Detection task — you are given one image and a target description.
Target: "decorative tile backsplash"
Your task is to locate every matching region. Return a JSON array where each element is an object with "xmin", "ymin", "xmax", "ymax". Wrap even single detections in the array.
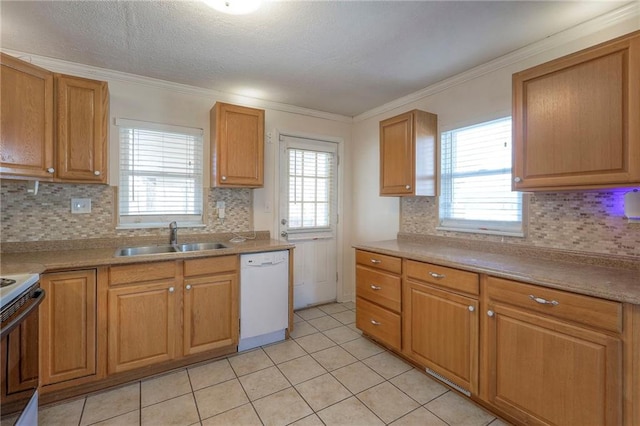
[
  {"xmin": 0, "ymin": 181, "xmax": 252, "ymax": 243},
  {"xmin": 401, "ymin": 190, "xmax": 640, "ymax": 258}
]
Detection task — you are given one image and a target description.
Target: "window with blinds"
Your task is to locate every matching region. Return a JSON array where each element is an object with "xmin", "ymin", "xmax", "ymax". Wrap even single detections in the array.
[
  {"xmin": 117, "ymin": 119, "xmax": 204, "ymax": 227},
  {"xmin": 287, "ymin": 148, "xmax": 334, "ymax": 231},
  {"xmin": 439, "ymin": 117, "xmax": 523, "ymax": 236}
]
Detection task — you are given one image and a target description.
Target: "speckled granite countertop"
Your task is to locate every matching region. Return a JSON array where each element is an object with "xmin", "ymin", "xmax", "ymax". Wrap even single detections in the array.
[
  {"xmin": 1, "ymin": 234, "xmax": 293, "ymax": 275},
  {"xmin": 354, "ymin": 236, "xmax": 640, "ymax": 305}
]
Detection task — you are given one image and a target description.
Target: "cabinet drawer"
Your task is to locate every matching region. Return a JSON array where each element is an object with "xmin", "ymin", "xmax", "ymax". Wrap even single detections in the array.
[
  {"xmin": 356, "ymin": 266, "xmax": 401, "ymax": 312},
  {"xmin": 356, "ymin": 250, "xmax": 401, "ymax": 275},
  {"xmin": 184, "ymin": 255, "xmax": 237, "ymax": 277},
  {"xmin": 487, "ymin": 276, "xmax": 622, "ymax": 333},
  {"xmin": 109, "ymin": 261, "xmax": 176, "ymax": 286},
  {"xmin": 406, "ymin": 260, "xmax": 479, "ymax": 295},
  {"xmin": 356, "ymin": 297, "xmax": 401, "ymax": 350}
]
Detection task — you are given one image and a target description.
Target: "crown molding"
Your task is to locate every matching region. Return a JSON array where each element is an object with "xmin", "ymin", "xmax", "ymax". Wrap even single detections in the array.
[
  {"xmin": 353, "ymin": 1, "xmax": 640, "ymax": 122},
  {"xmin": 1, "ymin": 49, "xmax": 354, "ymax": 124}
]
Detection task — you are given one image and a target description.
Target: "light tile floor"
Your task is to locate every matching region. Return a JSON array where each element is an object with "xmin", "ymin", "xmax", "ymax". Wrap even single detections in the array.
[{"xmin": 35, "ymin": 302, "xmax": 510, "ymax": 426}]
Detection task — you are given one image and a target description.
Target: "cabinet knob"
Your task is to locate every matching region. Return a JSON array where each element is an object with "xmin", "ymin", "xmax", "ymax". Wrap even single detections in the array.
[
  {"xmin": 47, "ymin": 167, "xmax": 55, "ymax": 174},
  {"xmin": 169, "ymin": 287, "xmax": 175, "ymax": 293},
  {"xmin": 94, "ymin": 170, "xmax": 101, "ymax": 176},
  {"xmin": 186, "ymin": 285, "xmax": 192, "ymax": 290},
  {"xmin": 370, "ymin": 319, "xmax": 381, "ymax": 326},
  {"xmin": 468, "ymin": 306, "xmax": 475, "ymax": 312},
  {"xmin": 405, "ymin": 185, "xmax": 411, "ymax": 190},
  {"xmin": 487, "ymin": 310, "xmax": 494, "ymax": 317},
  {"xmin": 514, "ymin": 177, "xmax": 522, "ymax": 183},
  {"xmin": 221, "ymin": 176, "xmax": 227, "ymax": 181}
]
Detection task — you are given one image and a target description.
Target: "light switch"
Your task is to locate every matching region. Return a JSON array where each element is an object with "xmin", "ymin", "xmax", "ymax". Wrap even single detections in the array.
[{"xmin": 71, "ymin": 198, "xmax": 91, "ymax": 214}]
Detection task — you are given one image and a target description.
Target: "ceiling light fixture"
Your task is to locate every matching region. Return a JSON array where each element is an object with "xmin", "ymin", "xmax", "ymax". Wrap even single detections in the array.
[{"xmin": 203, "ymin": 0, "xmax": 262, "ymax": 15}]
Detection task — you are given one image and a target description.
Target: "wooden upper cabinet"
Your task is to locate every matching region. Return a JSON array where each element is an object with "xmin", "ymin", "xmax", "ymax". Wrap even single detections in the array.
[
  {"xmin": 0, "ymin": 54, "xmax": 109, "ymax": 183},
  {"xmin": 513, "ymin": 30, "xmax": 640, "ymax": 191},
  {"xmin": 0, "ymin": 53, "xmax": 54, "ymax": 179},
  {"xmin": 55, "ymin": 74, "xmax": 109, "ymax": 183},
  {"xmin": 379, "ymin": 109, "xmax": 438, "ymax": 196},
  {"xmin": 211, "ymin": 102, "xmax": 264, "ymax": 187}
]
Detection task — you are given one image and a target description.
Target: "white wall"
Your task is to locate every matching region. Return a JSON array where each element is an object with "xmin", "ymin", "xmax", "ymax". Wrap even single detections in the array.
[
  {"xmin": 346, "ymin": 12, "xmax": 639, "ymax": 297},
  {"xmin": 4, "ymin": 51, "xmax": 354, "ymax": 300},
  {"xmin": 5, "ymin": 6, "xmax": 638, "ymax": 302}
]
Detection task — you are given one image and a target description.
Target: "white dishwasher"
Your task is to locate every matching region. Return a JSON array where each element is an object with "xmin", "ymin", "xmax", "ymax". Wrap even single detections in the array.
[{"xmin": 239, "ymin": 250, "xmax": 289, "ymax": 351}]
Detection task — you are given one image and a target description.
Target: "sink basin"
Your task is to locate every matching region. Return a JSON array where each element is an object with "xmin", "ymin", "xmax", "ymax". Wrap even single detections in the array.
[
  {"xmin": 178, "ymin": 242, "xmax": 228, "ymax": 252},
  {"xmin": 115, "ymin": 245, "xmax": 179, "ymax": 257},
  {"xmin": 115, "ymin": 242, "xmax": 228, "ymax": 256}
]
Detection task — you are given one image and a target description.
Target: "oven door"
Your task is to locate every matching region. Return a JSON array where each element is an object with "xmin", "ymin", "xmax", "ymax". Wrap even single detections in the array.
[{"xmin": 1, "ymin": 287, "xmax": 45, "ymax": 421}]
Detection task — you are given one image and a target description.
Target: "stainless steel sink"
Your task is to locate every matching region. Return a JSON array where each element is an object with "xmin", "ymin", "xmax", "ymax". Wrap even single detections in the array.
[
  {"xmin": 115, "ymin": 242, "xmax": 228, "ymax": 256},
  {"xmin": 115, "ymin": 245, "xmax": 179, "ymax": 257},
  {"xmin": 178, "ymin": 242, "xmax": 228, "ymax": 252}
]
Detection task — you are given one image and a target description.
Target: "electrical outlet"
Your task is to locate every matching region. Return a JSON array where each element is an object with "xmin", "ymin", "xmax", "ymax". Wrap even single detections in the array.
[{"xmin": 71, "ymin": 198, "xmax": 91, "ymax": 214}]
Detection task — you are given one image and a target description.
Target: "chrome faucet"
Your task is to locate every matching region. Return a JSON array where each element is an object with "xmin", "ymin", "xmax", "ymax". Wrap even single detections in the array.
[{"xmin": 169, "ymin": 221, "xmax": 178, "ymax": 246}]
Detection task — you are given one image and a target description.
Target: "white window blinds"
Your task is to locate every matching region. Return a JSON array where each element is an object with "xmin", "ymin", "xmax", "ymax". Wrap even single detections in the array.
[
  {"xmin": 287, "ymin": 148, "xmax": 334, "ymax": 230},
  {"xmin": 439, "ymin": 117, "xmax": 523, "ymax": 236},
  {"xmin": 117, "ymin": 119, "xmax": 204, "ymax": 227}
]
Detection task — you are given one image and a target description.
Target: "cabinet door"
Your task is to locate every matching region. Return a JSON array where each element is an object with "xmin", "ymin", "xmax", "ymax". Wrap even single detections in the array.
[
  {"xmin": 513, "ymin": 32, "xmax": 640, "ymax": 190},
  {"xmin": 0, "ymin": 53, "xmax": 54, "ymax": 179},
  {"xmin": 403, "ymin": 280, "xmax": 478, "ymax": 394},
  {"xmin": 380, "ymin": 112, "xmax": 414, "ymax": 196},
  {"xmin": 356, "ymin": 297, "xmax": 401, "ymax": 350},
  {"xmin": 55, "ymin": 74, "xmax": 108, "ymax": 183},
  {"xmin": 485, "ymin": 303, "xmax": 622, "ymax": 425},
  {"xmin": 40, "ymin": 270, "xmax": 97, "ymax": 385},
  {"xmin": 183, "ymin": 273, "xmax": 238, "ymax": 356},
  {"xmin": 108, "ymin": 282, "xmax": 178, "ymax": 374},
  {"xmin": 211, "ymin": 102, "xmax": 264, "ymax": 187}
]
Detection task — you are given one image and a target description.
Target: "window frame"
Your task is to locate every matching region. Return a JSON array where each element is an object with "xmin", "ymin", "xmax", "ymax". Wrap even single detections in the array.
[
  {"xmin": 437, "ymin": 116, "xmax": 525, "ymax": 237},
  {"xmin": 116, "ymin": 118, "xmax": 205, "ymax": 229}
]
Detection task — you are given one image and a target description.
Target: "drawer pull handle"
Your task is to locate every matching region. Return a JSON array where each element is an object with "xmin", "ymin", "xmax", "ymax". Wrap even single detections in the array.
[
  {"xmin": 370, "ymin": 285, "xmax": 382, "ymax": 290},
  {"xmin": 429, "ymin": 272, "xmax": 445, "ymax": 279},
  {"xmin": 370, "ymin": 319, "xmax": 381, "ymax": 326},
  {"xmin": 370, "ymin": 259, "xmax": 382, "ymax": 264},
  {"xmin": 529, "ymin": 295, "xmax": 559, "ymax": 306}
]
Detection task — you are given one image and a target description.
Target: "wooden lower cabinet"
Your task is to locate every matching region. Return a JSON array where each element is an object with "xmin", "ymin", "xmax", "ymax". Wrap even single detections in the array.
[
  {"xmin": 184, "ymin": 273, "xmax": 238, "ymax": 355},
  {"xmin": 403, "ymin": 279, "xmax": 478, "ymax": 394},
  {"xmin": 40, "ymin": 270, "xmax": 97, "ymax": 385},
  {"xmin": 107, "ymin": 257, "xmax": 239, "ymax": 374},
  {"xmin": 485, "ymin": 286, "xmax": 622, "ymax": 425},
  {"xmin": 355, "ymin": 250, "xmax": 402, "ymax": 351},
  {"xmin": 356, "ymin": 297, "xmax": 401, "ymax": 350},
  {"xmin": 108, "ymin": 281, "xmax": 179, "ymax": 374}
]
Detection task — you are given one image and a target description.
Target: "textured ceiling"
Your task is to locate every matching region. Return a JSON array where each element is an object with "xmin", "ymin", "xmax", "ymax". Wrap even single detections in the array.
[{"xmin": 0, "ymin": 1, "xmax": 630, "ymax": 117}]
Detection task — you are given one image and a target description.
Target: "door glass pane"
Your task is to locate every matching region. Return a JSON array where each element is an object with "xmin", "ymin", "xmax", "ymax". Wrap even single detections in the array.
[{"xmin": 287, "ymin": 148, "xmax": 334, "ymax": 231}]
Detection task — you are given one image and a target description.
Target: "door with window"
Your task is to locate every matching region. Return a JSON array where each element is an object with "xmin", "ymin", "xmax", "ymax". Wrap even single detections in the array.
[{"xmin": 279, "ymin": 135, "xmax": 338, "ymax": 310}]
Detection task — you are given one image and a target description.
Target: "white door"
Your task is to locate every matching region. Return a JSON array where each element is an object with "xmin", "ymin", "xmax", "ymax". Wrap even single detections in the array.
[{"xmin": 279, "ymin": 135, "xmax": 338, "ymax": 310}]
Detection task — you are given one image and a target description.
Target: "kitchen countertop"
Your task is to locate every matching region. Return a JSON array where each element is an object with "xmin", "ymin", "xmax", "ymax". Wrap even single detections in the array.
[
  {"xmin": 1, "ymin": 237, "xmax": 293, "ymax": 275},
  {"xmin": 354, "ymin": 237, "xmax": 640, "ymax": 305}
]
